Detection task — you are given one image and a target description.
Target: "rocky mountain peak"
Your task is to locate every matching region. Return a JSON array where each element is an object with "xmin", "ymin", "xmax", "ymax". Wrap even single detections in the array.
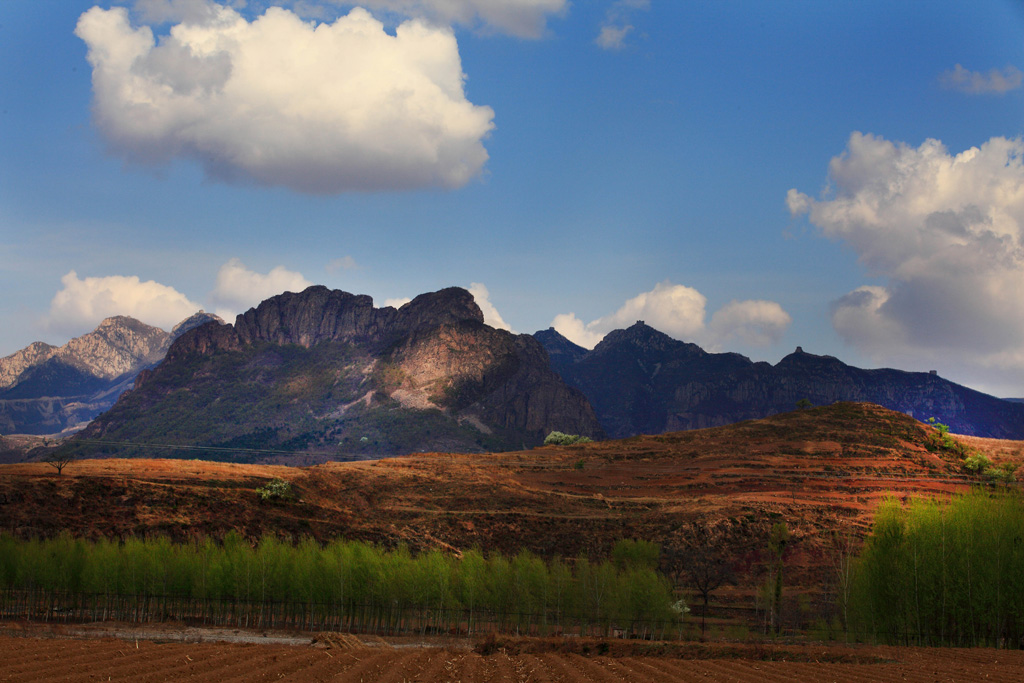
[
  {"xmin": 591, "ymin": 321, "xmax": 703, "ymax": 360},
  {"xmin": 171, "ymin": 311, "xmax": 225, "ymax": 340},
  {"xmin": 394, "ymin": 287, "xmax": 484, "ymax": 331},
  {"xmin": 59, "ymin": 317, "xmax": 171, "ymax": 379},
  {"xmin": 776, "ymin": 347, "xmax": 844, "ymax": 370},
  {"xmin": 532, "ymin": 328, "xmax": 588, "ymax": 377},
  {"xmin": 191, "ymin": 285, "xmax": 487, "ymax": 352},
  {"xmin": 0, "ymin": 341, "xmax": 58, "ymax": 389}
]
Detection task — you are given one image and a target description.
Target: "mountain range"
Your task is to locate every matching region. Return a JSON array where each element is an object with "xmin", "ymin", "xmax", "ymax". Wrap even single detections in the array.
[
  {"xmin": 0, "ymin": 311, "xmax": 221, "ymax": 435},
  {"xmin": 66, "ymin": 286, "xmax": 601, "ymax": 459},
  {"xmin": 535, "ymin": 322, "xmax": 1024, "ymax": 439},
  {"xmin": 7, "ymin": 284, "xmax": 1024, "ymax": 451}
]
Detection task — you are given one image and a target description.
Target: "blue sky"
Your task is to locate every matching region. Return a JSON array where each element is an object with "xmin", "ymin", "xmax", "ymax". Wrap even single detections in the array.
[{"xmin": 2, "ymin": 0, "xmax": 1024, "ymax": 396}]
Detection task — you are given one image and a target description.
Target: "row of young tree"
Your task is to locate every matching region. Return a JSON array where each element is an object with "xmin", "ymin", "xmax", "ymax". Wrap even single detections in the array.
[
  {"xmin": 0, "ymin": 533, "xmax": 681, "ymax": 637},
  {"xmin": 848, "ymin": 489, "xmax": 1024, "ymax": 647}
]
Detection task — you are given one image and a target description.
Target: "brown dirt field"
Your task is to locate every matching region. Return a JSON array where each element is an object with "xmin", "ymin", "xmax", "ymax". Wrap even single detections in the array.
[{"xmin": 3, "ymin": 627, "xmax": 1024, "ymax": 682}]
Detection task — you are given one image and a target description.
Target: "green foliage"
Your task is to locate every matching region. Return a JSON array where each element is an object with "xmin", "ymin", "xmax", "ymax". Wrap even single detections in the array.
[
  {"xmin": 926, "ymin": 416, "xmax": 960, "ymax": 452},
  {"xmin": 963, "ymin": 452, "xmax": 993, "ymax": 474},
  {"xmin": 544, "ymin": 431, "xmax": 593, "ymax": 446},
  {"xmin": 849, "ymin": 490, "xmax": 1024, "ymax": 646},
  {"xmin": 984, "ymin": 461, "xmax": 1019, "ymax": 483},
  {"xmin": 611, "ymin": 539, "xmax": 661, "ymax": 571},
  {"xmin": 255, "ymin": 478, "xmax": 294, "ymax": 502},
  {"xmin": 795, "ymin": 398, "xmax": 813, "ymax": 410},
  {"xmin": 0, "ymin": 534, "xmax": 679, "ymax": 637}
]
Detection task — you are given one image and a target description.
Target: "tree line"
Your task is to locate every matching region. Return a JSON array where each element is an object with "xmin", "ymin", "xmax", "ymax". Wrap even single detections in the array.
[
  {"xmin": 848, "ymin": 489, "xmax": 1024, "ymax": 647},
  {"xmin": 0, "ymin": 534, "xmax": 680, "ymax": 638}
]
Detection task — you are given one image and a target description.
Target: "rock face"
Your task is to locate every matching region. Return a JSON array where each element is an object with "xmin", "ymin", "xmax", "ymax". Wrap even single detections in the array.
[
  {"xmin": 73, "ymin": 286, "xmax": 601, "ymax": 460},
  {"xmin": 0, "ymin": 312, "xmax": 222, "ymax": 435},
  {"xmin": 536, "ymin": 322, "xmax": 1024, "ymax": 439}
]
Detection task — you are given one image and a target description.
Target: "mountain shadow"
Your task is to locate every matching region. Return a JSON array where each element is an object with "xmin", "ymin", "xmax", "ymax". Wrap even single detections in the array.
[{"xmin": 535, "ymin": 322, "xmax": 1024, "ymax": 439}]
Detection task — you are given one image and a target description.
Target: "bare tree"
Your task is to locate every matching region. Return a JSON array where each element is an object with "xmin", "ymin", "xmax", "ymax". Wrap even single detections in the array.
[
  {"xmin": 665, "ymin": 523, "xmax": 738, "ymax": 640},
  {"xmin": 45, "ymin": 451, "xmax": 75, "ymax": 475}
]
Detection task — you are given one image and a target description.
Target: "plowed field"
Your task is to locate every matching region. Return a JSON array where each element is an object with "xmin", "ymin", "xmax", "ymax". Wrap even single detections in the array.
[{"xmin": 2, "ymin": 631, "xmax": 1024, "ymax": 682}]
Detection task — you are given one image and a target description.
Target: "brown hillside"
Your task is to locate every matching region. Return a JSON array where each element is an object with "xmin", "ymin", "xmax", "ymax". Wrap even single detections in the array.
[{"xmin": 1, "ymin": 402, "xmax": 1018, "ymax": 590}]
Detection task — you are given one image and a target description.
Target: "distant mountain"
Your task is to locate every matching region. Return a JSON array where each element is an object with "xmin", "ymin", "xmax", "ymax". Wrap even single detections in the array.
[
  {"xmin": 535, "ymin": 322, "xmax": 1024, "ymax": 439},
  {"xmin": 67, "ymin": 286, "xmax": 601, "ymax": 460},
  {"xmin": 0, "ymin": 312, "xmax": 222, "ymax": 435}
]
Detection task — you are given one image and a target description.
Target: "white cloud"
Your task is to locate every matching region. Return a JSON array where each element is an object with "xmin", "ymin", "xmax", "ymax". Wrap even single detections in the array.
[
  {"xmin": 75, "ymin": 3, "xmax": 495, "ymax": 193},
  {"xmin": 595, "ymin": 0, "xmax": 648, "ymax": 51},
  {"xmin": 708, "ymin": 300, "xmax": 792, "ymax": 348},
  {"xmin": 790, "ymin": 133, "xmax": 1024, "ymax": 393},
  {"xmin": 209, "ymin": 258, "xmax": 313, "ymax": 317},
  {"xmin": 940, "ymin": 64, "xmax": 1023, "ymax": 95},
  {"xmin": 325, "ymin": 255, "xmax": 359, "ymax": 272},
  {"xmin": 332, "ymin": 0, "xmax": 569, "ymax": 38},
  {"xmin": 468, "ymin": 282, "xmax": 513, "ymax": 331},
  {"xmin": 590, "ymin": 281, "xmax": 707, "ymax": 340},
  {"xmin": 595, "ymin": 24, "xmax": 632, "ymax": 51},
  {"xmin": 45, "ymin": 270, "xmax": 201, "ymax": 334},
  {"xmin": 383, "ymin": 296, "xmax": 412, "ymax": 308},
  {"xmin": 552, "ymin": 281, "xmax": 791, "ymax": 350},
  {"xmin": 550, "ymin": 312, "xmax": 605, "ymax": 349}
]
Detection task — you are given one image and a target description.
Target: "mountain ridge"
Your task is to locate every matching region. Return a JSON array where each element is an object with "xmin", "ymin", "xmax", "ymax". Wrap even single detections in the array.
[
  {"xmin": 535, "ymin": 322, "xmax": 1024, "ymax": 439},
  {"xmin": 70, "ymin": 286, "xmax": 601, "ymax": 459}
]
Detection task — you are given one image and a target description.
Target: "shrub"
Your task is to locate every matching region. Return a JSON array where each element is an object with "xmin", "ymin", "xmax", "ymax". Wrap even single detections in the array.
[
  {"xmin": 544, "ymin": 431, "xmax": 593, "ymax": 446},
  {"xmin": 256, "ymin": 478, "xmax": 294, "ymax": 502},
  {"xmin": 984, "ymin": 462, "xmax": 1018, "ymax": 483},
  {"xmin": 963, "ymin": 453, "xmax": 993, "ymax": 475}
]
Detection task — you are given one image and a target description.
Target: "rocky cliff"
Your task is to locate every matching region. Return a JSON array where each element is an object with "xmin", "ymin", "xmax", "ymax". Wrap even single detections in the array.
[
  {"xmin": 536, "ymin": 322, "xmax": 1024, "ymax": 439},
  {"xmin": 0, "ymin": 312, "xmax": 222, "ymax": 435},
  {"xmin": 70, "ymin": 286, "xmax": 601, "ymax": 460}
]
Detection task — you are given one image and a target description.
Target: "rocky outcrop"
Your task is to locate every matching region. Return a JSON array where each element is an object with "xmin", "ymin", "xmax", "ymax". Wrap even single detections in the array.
[
  {"xmin": 168, "ymin": 287, "xmax": 484, "ymax": 360},
  {"xmin": 73, "ymin": 286, "xmax": 602, "ymax": 460},
  {"xmin": 536, "ymin": 322, "xmax": 1024, "ymax": 439}
]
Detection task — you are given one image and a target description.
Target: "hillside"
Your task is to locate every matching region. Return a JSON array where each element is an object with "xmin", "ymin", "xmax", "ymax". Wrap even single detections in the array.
[
  {"xmin": 536, "ymin": 323, "xmax": 1024, "ymax": 439},
  {"xmin": 3, "ymin": 403, "xmax": 1014, "ymax": 590},
  {"xmin": 64, "ymin": 286, "xmax": 601, "ymax": 459}
]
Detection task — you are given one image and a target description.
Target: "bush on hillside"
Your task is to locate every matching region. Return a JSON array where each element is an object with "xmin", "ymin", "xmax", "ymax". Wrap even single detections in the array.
[
  {"xmin": 544, "ymin": 431, "xmax": 593, "ymax": 446},
  {"xmin": 256, "ymin": 477, "xmax": 294, "ymax": 502}
]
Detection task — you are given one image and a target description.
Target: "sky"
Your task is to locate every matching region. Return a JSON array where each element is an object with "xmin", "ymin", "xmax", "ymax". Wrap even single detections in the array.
[{"xmin": 2, "ymin": 0, "xmax": 1024, "ymax": 397}]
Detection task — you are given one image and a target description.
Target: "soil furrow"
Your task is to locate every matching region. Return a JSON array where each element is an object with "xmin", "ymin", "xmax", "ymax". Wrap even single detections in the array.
[
  {"xmin": 194, "ymin": 645, "xmax": 320, "ymax": 683},
  {"xmin": 8, "ymin": 640, "xmax": 188, "ymax": 681},
  {"xmin": 600, "ymin": 656, "xmax": 684, "ymax": 683},
  {"xmin": 562, "ymin": 654, "xmax": 632, "ymax": 683}
]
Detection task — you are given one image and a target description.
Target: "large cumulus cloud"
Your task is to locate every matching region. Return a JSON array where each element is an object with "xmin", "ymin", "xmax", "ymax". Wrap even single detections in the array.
[
  {"xmin": 45, "ymin": 271, "xmax": 202, "ymax": 335},
  {"xmin": 789, "ymin": 133, "xmax": 1024, "ymax": 393},
  {"xmin": 552, "ymin": 281, "xmax": 791, "ymax": 351},
  {"xmin": 75, "ymin": 2, "xmax": 495, "ymax": 193}
]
